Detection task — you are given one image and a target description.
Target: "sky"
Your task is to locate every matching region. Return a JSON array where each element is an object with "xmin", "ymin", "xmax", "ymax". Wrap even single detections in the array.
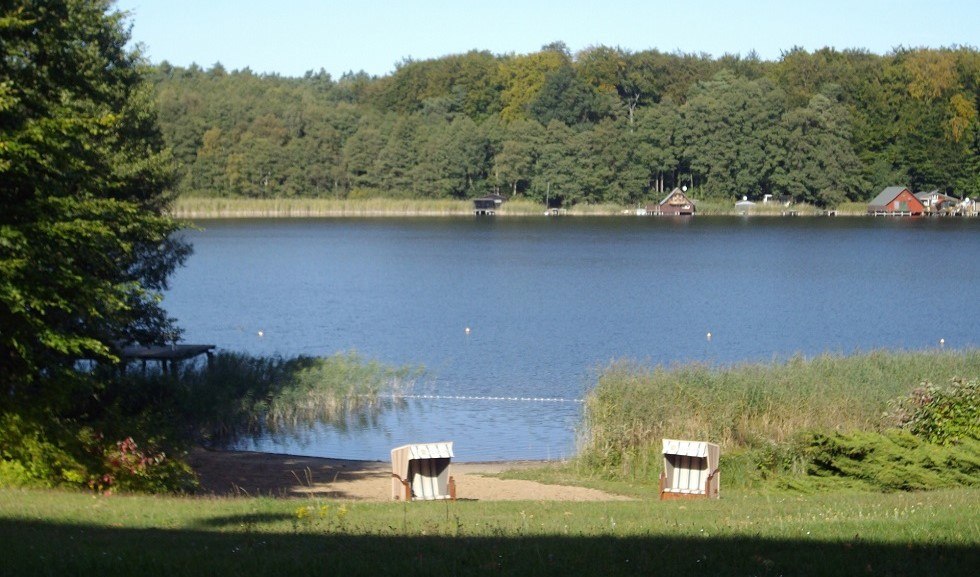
[{"xmin": 113, "ymin": 0, "xmax": 979, "ymax": 78}]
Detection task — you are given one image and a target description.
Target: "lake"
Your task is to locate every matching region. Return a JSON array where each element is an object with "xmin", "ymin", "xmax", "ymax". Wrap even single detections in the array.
[{"xmin": 165, "ymin": 216, "xmax": 980, "ymax": 461}]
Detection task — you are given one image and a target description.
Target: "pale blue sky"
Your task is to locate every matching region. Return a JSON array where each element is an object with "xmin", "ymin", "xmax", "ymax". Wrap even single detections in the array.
[{"xmin": 114, "ymin": 0, "xmax": 979, "ymax": 78}]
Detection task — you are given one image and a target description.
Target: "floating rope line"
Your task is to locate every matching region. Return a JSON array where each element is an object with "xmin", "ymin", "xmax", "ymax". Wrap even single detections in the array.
[{"xmin": 380, "ymin": 394, "xmax": 584, "ymax": 404}]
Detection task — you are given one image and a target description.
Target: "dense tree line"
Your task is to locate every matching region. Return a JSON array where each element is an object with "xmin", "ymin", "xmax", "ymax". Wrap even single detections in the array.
[{"xmin": 151, "ymin": 44, "xmax": 980, "ymax": 207}]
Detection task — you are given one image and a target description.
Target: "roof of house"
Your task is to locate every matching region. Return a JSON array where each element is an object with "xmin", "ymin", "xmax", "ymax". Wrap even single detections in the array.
[
  {"xmin": 659, "ymin": 188, "xmax": 692, "ymax": 205},
  {"xmin": 914, "ymin": 189, "xmax": 940, "ymax": 200},
  {"xmin": 868, "ymin": 186, "xmax": 911, "ymax": 207}
]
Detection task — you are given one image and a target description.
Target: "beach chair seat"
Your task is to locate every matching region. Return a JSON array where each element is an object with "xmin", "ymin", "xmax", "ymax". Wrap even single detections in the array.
[
  {"xmin": 391, "ymin": 442, "xmax": 456, "ymax": 501},
  {"xmin": 659, "ymin": 439, "xmax": 720, "ymax": 500}
]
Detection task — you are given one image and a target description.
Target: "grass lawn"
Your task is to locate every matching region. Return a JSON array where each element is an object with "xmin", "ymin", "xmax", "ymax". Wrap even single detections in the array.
[{"xmin": 1, "ymin": 485, "xmax": 977, "ymax": 576}]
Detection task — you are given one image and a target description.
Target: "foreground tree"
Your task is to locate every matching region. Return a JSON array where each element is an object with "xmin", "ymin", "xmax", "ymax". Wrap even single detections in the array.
[{"xmin": 0, "ymin": 0, "xmax": 189, "ymax": 485}]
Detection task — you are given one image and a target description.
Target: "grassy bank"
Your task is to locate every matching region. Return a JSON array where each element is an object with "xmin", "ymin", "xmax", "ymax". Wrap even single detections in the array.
[
  {"xmin": 1, "ymin": 486, "xmax": 977, "ymax": 576},
  {"xmin": 578, "ymin": 350, "xmax": 980, "ymax": 482}
]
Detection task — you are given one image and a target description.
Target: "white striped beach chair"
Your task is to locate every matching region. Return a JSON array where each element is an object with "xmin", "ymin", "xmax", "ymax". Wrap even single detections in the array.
[
  {"xmin": 390, "ymin": 442, "xmax": 456, "ymax": 501},
  {"xmin": 659, "ymin": 439, "xmax": 720, "ymax": 500}
]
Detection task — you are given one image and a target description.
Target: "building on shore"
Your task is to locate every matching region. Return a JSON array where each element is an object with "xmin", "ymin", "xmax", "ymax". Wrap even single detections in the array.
[
  {"xmin": 472, "ymin": 194, "xmax": 506, "ymax": 215},
  {"xmin": 915, "ymin": 190, "xmax": 960, "ymax": 214},
  {"xmin": 867, "ymin": 186, "xmax": 925, "ymax": 216},
  {"xmin": 647, "ymin": 188, "xmax": 696, "ymax": 216}
]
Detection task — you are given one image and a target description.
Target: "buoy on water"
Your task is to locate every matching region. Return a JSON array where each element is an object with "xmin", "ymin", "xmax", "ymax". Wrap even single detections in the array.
[{"xmin": 706, "ymin": 332, "xmax": 712, "ymax": 341}]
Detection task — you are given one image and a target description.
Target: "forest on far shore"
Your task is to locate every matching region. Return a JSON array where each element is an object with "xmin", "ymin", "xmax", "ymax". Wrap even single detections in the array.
[{"xmin": 151, "ymin": 43, "xmax": 979, "ymax": 207}]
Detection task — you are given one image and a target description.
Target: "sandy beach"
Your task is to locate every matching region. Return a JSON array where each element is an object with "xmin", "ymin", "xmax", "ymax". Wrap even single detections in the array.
[{"xmin": 187, "ymin": 448, "xmax": 630, "ymax": 502}]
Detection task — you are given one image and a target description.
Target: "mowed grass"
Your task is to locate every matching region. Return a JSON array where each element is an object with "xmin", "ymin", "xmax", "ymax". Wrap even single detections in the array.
[{"xmin": 1, "ymin": 486, "xmax": 977, "ymax": 576}]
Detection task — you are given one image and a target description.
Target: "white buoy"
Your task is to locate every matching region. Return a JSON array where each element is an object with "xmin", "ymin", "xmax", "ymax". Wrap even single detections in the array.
[
  {"xmin": 465, "ymin": 327, "xmax": 471, "ymax": 334},
  {"xmin": 706, "ymin": 332, "xmax": 712, "ymax": 341},
  {"xmin": 939, "ymin": 338, "xmax": 945, "ymax": 348},
  {"xmin": 257, "ymin": 330, "xmax": 264, "ymax": 337}
]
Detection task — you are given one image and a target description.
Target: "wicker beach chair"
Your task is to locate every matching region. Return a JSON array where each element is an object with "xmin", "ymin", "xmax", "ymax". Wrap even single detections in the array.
[
  {"xmin": 390, "ymin": 442, "xmax": 456, "ymax": 501},
  {"xmin": 659, "ymin": 439, "xmax": 720, "ymax": 500}
]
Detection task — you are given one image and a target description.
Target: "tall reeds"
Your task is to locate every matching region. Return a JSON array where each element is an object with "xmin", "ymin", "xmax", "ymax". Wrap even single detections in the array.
[
  {"xmin": 579, "ymin": 350, "xmax": 980, "ymax": 478},
  {"xmin": 169, "ymin": 351, "xmax": 421, "ymax": 444},
  {"xmin": 171, "ymin": 197, "xmax": 475, "ymax": 218}
]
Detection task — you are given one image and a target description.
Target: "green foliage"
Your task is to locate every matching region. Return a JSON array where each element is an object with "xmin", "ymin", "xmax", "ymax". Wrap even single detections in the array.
[
  {"xmin": 0, "ymin": 351, "xmax": 416, "ymax": 492},
  {"xmin": 578, "ymin": 350, "xmax": 980, "ymax": 481},
  {"xmin": 528, "ymin": 64, "xmax": 609, "ymax": 125},
  {"xmin": 0, "ymin": 0, "xmax": 191, "ymax": 490},
  {"xmin": 149, "ymin": 45, "xmax": 980, "ymax": 205},
  {"xmin": 0, "ymin": 414, "xmax": 88, "ymax": 488},
  {"xmin": 798, "ymin": 430, "xmax": 980, "ymax": 492},
  {"xmin": 890, "ymin": 378, "xmax": 979, "ymax": 444},
  {"xmin": 680, "ymin": 72, "xmax": 786, "ymax": 199},
  {"xmin": 0, "ymin": 406, "xmax": 196, "ymax": 494}
]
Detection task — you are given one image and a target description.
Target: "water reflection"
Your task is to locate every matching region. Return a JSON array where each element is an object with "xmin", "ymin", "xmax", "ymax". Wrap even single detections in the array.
[{"xmin": 234, "ymin": 396, "xmax": 582, "ymax": 462}]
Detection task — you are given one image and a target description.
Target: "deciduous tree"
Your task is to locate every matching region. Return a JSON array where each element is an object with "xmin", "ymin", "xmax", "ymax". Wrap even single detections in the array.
[{"xmin": 1, "ymin": 0, "xmax": 190, "ymax": 482}]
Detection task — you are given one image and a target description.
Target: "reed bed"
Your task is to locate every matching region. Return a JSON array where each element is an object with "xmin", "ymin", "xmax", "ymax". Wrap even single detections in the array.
[
  {"xmin": 579, "ymin": 349, "xmax": 980, "ymax": 478},
  {"xmin": 692, "ymin": 199, "xmax": 824, "ymax": 215},
  {"xmin": 835, "ymin": 201, "xmax": 872, "ymax": 214},
  {"xmin": 172, "ymin": 196, "xmax": 627, "ymax": 218},
  {"xmin": 171, "ymin": 197, "xmax": 474, "ymax": 218},
  {"xmin": 172, "ymin": 195, "xmax": 855, "ymax": 218},
  {"xmin": 150, "ymin": 351, "xmax": 421, "ymax": 444}
]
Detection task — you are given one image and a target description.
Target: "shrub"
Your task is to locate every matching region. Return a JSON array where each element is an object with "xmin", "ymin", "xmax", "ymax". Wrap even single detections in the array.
[
  {"xmin": 889, "ymin": 378, "xmax": 979, "ymax": 444},
  {"xmin": 84, "ymin": 433, "xmax": 198, "ymax": 495},
  {"xmin": 798, "ymin": 430, "xmax": 980, "ymax": 491},
  {"xmin": 0, "ymin": 414, "xmax": 88, "ymax": 488},
  {"xmin": 0, "ymin": 415, "xmax": 197, "ymax": 494}
]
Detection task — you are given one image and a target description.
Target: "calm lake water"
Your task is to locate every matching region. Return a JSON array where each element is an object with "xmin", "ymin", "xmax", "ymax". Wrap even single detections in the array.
[{"xmin": 166, "ymin": 216, "xmax": 980, "ymax": 461}]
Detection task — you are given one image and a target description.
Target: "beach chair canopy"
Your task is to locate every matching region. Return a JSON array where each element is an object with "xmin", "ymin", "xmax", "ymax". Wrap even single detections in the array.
[
  {"xmin": 659, "ymin": 439, "xmax": 720, "ymax": 499},
  {"xmin": 390, "ymin": 442, "xmax": 455, "ymax": 501}
]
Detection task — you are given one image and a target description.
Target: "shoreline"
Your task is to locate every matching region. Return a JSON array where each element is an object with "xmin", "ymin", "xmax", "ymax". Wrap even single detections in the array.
[
  {"xmin": 186, "ymin": 447, "xmax": 629, "ymax": 501},
  {"xmin": 173, "ymin": 210, "xmax": 865, "ymax": 219},
  {"xmin": 169, "ymin": 196, "xmax": 870, "ymax": 219}
]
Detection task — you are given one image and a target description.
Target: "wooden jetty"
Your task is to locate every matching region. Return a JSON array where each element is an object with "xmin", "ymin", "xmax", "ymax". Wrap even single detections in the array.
[{"xmin": 120, "ymin": 343, "xmax": 216, "ymax": 374}]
